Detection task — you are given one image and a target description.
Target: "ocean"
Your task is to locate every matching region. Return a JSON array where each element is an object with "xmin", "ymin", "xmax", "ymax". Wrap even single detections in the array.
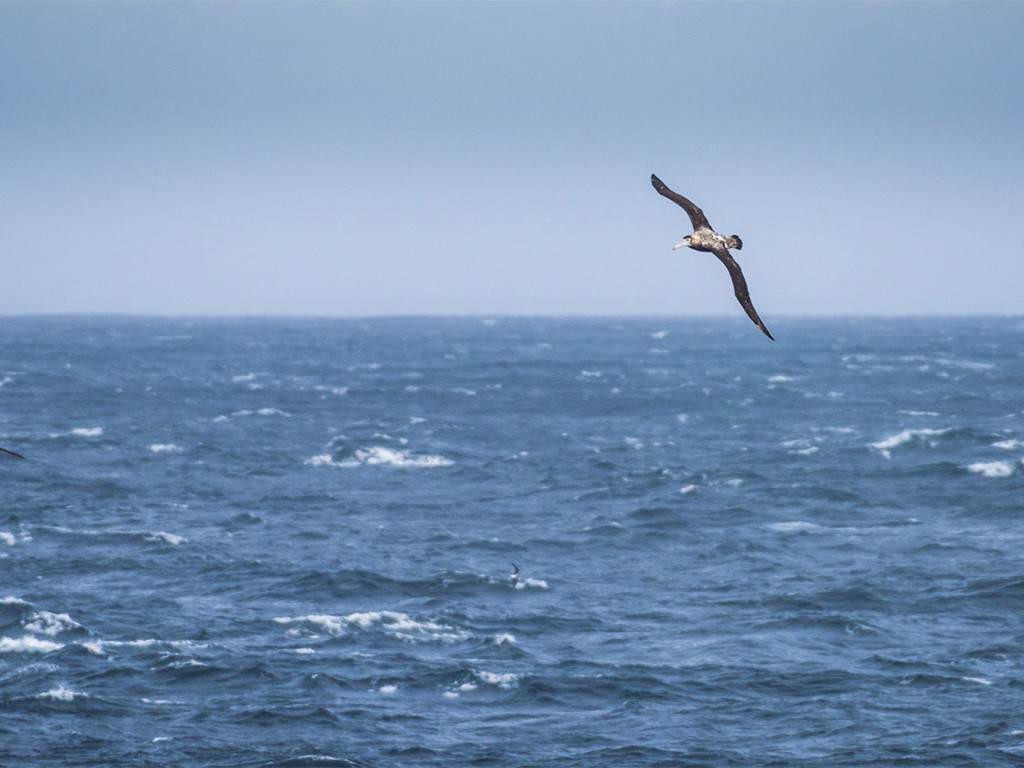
[{"xmin": 2, "ymin": 316, "xmax": 1024, "ymax": 767}]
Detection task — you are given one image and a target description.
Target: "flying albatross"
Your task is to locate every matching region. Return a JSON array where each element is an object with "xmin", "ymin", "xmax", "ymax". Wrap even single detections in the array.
[
  {"xmin": 651, "ymin": 174, "xmax": 774, "ymax": 340},
  {"xmin": 1, "ymin": 446, "xmax": 25, "ymax": 460}
]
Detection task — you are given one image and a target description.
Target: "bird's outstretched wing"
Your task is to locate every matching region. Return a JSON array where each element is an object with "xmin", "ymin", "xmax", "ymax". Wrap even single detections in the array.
[
  {"xmin": 711, "ymin": 248, "xmax": 774, "ymax": 340},
  {"xmin": 651, "ymin": 174, "xmax": 711, "ymax": 231},
  {"xmin": 1, "ymin": 446, "xmax": 26, "ymax": 460}
]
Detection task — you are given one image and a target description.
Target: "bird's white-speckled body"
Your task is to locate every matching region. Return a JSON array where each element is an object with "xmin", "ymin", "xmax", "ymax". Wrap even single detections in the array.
[{"xmin": 685, "ymin": 228, "xmax": 732, "ymax": 253}]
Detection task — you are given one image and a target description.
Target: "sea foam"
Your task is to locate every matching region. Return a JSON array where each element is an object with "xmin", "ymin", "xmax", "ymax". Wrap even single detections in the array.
[
  {"xmin": 144, "ymin": 531, "xmax": 187, "ymax": 546},
  {"xmin": 871, "ymin": 428, "xmax": 949, "ymax": 458},
  {"xmin": 0, "ymin": 635, "xmax": 63, "ymax": 653},
  {"xmin": 967, "ymin": 461, "xmax": 1015, "ymax": 478},
  {"xmin": 37, "ymin": 686, "xmax": 86, "ymax": 701},
  {"xmin": 307, "ymin": 447, "xmax": 453, "ymax": 468},
  {"xmin": 514, "ymin": 577, "xmax": 549, "ymax": 590},
  {"xmin": 474, "ymin": 670, "xmax": 520, "ymax": 689},
  {"xmin": 24, "ymin": 611, "xmax": 82, "ymax": 637},
  {"xmin": 149, "ymin": 443, "xmax": 183, "ymax": 453},
  {"xmin": 993, "ymin": 439, "xmax": 1022, "ymax": 450},
  {"xmin": 275, "ymin": 611, "xmax": 466, "ymax": 643},
  {"xmin": 81, "ymin": 638, "xmax": 205, "ymax": 656}
]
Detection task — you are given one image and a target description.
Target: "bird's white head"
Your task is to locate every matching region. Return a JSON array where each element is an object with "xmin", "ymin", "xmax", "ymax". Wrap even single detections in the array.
[{"xmin": 672, "ymin": 235, "xmax": 692, "ymax": 251}]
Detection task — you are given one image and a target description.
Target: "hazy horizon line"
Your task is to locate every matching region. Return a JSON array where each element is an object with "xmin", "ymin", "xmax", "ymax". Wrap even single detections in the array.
[{"xmin": 2, "ymin": 312, "xmax": 1021, "ymax": 321}]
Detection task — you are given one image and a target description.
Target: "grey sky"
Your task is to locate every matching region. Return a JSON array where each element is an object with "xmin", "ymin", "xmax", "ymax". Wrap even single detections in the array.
[{"xmin": 2, "ymin": 2, "xmax": 1022, "ymax": 316}]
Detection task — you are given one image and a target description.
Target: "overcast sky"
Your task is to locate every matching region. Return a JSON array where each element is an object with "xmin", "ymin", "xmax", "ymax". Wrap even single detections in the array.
[{"xmin": 2, "ymin": 2, "xmax": 1022, "ymax": 317}]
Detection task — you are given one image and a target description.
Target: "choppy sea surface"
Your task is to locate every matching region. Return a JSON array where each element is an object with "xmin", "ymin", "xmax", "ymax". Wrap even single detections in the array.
[{"xmin": 2, "ymin": 316, "xmax": 1024, "ymax": 767}]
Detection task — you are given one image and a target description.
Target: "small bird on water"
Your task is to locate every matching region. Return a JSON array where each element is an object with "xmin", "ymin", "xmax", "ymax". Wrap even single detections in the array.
[
  {"xmin": 1, "ymin": 447, "xmax": 25, "ymax": 460},
  {"xmin": 651, "ymin": 174, "xmax": 774, "ymax": 340}
]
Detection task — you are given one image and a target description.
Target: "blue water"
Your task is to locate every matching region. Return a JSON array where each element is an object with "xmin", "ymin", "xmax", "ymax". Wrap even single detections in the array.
[{"xmin": 2, "ymin": 316, "xmax": 1024, "ymax": 766}]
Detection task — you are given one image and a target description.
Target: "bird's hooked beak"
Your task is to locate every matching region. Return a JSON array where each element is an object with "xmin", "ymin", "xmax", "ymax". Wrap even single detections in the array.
[{"xmin": 672, "ymin": 236, "xmax": 690, "ymax": 251}]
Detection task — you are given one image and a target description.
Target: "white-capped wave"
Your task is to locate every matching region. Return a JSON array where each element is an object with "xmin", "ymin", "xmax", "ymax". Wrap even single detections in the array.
[
  {"xmin": 0, "ymin": 635, "xmax": 63, "ymax": 653},
  {"xmin": 306, "ymin": 447, "xmax": 453, "ymax": 469},
  {"xmin": 444, "ymin": 681, "xmax": 479, "ymax": 699},
  {"xmin": 871, "ymin": 428, "xmax": 949, "ymax": 458},
  {"xmin": 275, "ymin": 611, "xmax": 465, "ymax": 643},
  {"xmin": 781, "ymin": 438, "xmax": 820, "ymax": 456},
  {"xmin": 70, "ymin": 427, "xmax": 103, "ymax": 438},
  {"xmin": 0, "ymin": 532, "xmax": 14, "ymax": 546},
  {"xmin": 768, "ymin": 375, "xmax": 794, "ymax": 383},
  {"xmin": 963, "ymin": 676, "xmax": 993, "ymax": 686},
  {"xmin": 933, "ymin": 357, "xmax": 995, "ymax": 372},
  {"xmin": 514, "ymin": 577, "xmax": 548, "ymax": 590},
  {"xmin": 314, "ymin": 385, "xmax": 349, "ymax": 396},
  {"xmin": 81, "ymin": 638, "xmax": 204, "ymax": 656},
  {"xmin": 494, "ymin": 633, "xmax": 517, "ymax": 646},
  {"xmin": 345, "ymin": 611, "xmax": 465, "ymax": 642},
  {"xmin": 306, "ymin": 454, "xmax": 338, "ymax": 467},
  {"xmin": 474, "ymin": 670, "xmax": 520, "ymax": 689},
  {"xmin": 457, "ymin": 682, "xmax": 478, "ymax": 692},
  {"xmin": 144, "ymin": 531, "xmax": 187, "ymax": 545},
  {"xmin": 149, "ymin": 443, "xmax": 183, "ymax": 453},
  {"xmin": 25, "ymin": 611, "xmax": 82, "ymax": 637},
  {"xmin": 377, "ymin": 684, "xmax": 398, "ymax": 695},
  {"xmin": 37, "ymin": 686, "xmax": 86, "ymax": 701},
  {"xmin": 967, "ymin": 461, "xmax": 1015, "ymax": 478},
  {"xmin": 651, "ymin": 330, "xmax": 668, "ymax": 340},
  {"xmin": 142, "ymin": 697, "xmax": 184, "ymax": 706},
  {"xmin": 993, "ymin": 439, "xmax": 1022, "ymax": 450},
  {"xmin": 218, "ymin": 408, "xmax": 290, "ymax": 420}
]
